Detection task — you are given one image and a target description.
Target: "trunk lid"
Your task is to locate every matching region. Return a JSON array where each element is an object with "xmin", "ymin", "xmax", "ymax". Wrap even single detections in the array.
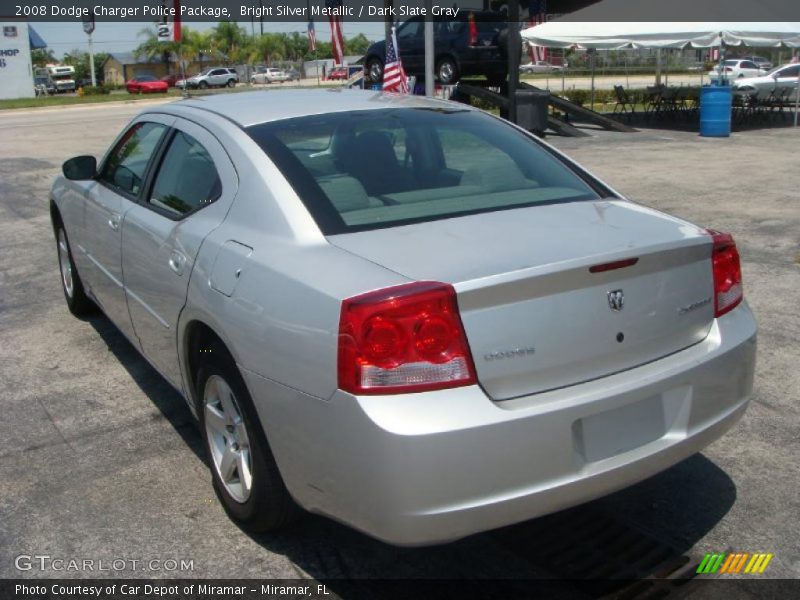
[{"xmin": 328, "ymin": 200, "xmax": 715, "ymax": 400}]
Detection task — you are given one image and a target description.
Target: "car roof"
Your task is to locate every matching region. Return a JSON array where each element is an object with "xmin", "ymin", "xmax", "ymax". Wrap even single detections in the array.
[{"xmin": 156, "ymin": 89, "xmax": 469, "ymax": 128}]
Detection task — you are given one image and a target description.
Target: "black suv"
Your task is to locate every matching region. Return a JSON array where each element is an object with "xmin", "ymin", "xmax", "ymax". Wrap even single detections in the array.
[{"xmin": 363, "ymin": 12, "xmax": 508, "ymax": 86}]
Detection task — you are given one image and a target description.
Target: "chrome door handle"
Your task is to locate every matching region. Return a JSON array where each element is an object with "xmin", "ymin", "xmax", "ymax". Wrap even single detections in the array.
[
  {"xmin": 168, "ymin": 250, "xmax": 186, "ymax": 276},
  {"xmin": 108, "ymin": 214, "xmax": 121, "ymax": 231}
]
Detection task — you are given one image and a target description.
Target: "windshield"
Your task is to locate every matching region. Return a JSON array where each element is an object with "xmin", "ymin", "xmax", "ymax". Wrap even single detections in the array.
[{"xmin": 246, "ymin": 108, "xmax": 604, "ymax": 234}]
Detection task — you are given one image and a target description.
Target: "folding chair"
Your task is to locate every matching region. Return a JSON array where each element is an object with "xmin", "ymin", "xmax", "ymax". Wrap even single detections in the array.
[
  {"xmin": 644, "ymin": 85, "xmax": 664, "ymax": 116},
  {"xmin": 612, "ymin": 85, "xmax": 635, "ymax": 117}
]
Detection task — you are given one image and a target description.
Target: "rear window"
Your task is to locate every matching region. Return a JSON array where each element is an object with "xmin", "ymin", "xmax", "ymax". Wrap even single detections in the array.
[{"xmin": 246, "ymin": 108, "xmax": 603, "ymax": 234}]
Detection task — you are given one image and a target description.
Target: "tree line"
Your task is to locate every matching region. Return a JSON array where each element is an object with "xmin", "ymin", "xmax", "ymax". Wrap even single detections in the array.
[
  {"xmin": 30, "ymin": 22, "xmax": 374, "ymax": 84},
  {"xmin": 134, "ymin": 22, "xmax": 373, "ymax": 70}
]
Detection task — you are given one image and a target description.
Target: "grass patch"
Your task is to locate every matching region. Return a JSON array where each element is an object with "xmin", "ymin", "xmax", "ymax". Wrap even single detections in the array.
[
  {"xmin": 0, "ymin": 90, "xmax": 184, "ymax": 110},
  {"xmin": 0, "ymin": 82, "xmax": 347, "ymax": 111}
]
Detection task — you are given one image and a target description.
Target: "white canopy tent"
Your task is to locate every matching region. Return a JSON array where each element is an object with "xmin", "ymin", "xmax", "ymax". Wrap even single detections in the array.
[
  {"xmin": 522, "ymin": 15, "xmax": 800, "ymax": 126},
  {"xmin": 521, "ymin": 21, "xmax": 800, "ymax": 50}
]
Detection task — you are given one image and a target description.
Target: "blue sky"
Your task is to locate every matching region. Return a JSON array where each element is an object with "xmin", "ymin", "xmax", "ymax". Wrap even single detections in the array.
[{"xmin": 32, "ymin": 21, "xmax": 386, "ymax": 58}]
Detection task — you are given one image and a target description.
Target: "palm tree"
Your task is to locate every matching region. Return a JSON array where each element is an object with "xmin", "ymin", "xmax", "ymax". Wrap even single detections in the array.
[
  {"xmin": 212, "ymin": 21, "xmax": 247, "ymax": 65},
  {"xmin": 249, "ymin": 33, "xmax": 286, "ymax": 67},
  {"xmin": 134, "ymin": 26, "xmax": 177, "ymax": 71},
  {"xmin": 180, "ymin": 29, "xmax": 217, "ymax": 74}
]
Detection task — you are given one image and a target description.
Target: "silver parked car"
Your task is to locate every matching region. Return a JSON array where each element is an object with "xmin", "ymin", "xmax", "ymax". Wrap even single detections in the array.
[
  {"xmin": 177, "ymin": 67, "xmax": 238, "ymax": 89},
  {"xmin": 707, "ymin": 59, "xmax": 767, "ymax": 82},
  {"xmin": 733, "ymin": 63, "xmax": 800, "ymax": 100},
  {"xmin": 519, "ymin": 60, "xmax": 565, "ymax": 74},
  {"xmin": 250, "ymin": 67, "xmax": 292, "ymax": 84},
  {"xmin": 51, "ymin": 90, "xmax": 757, "ymax": 546}
]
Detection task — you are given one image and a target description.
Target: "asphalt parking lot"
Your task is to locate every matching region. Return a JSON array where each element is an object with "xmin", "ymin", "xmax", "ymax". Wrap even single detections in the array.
[{"xmin": 0, "ymin": 98, "xmax": 798, "ymax": 592}]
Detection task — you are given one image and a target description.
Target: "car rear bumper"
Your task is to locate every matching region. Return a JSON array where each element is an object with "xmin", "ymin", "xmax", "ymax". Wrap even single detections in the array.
[{"xmin": 243, "ymin": 302, "xmax": 756, "ymax": 546}]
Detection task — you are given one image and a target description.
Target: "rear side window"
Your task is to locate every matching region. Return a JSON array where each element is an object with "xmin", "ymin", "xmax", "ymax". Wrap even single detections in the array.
[
  {"xmin": 247, "ymin": 108, "xmax": 602, "ymax": 234},
  {"xmin": 397, "ymin": 20, "xmax": 422, "ymax": 39},
  {"xmin": 148, "ymin": 131, "xmax": 221, "ymax": 217},
  {"xmin": 100, "ymin": 122, "xmax": 167, "ymax": 197}
]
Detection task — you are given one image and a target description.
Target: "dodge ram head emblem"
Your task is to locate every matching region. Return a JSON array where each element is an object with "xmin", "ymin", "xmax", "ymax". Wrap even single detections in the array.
[{"xmin": 607, "ymin": 289, "xmax": 624, "ymax": 311}]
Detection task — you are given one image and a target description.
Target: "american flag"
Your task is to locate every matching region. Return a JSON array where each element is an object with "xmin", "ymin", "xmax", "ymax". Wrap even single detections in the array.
[
  {"xmin": 528, "ymin": 0, "xmax": 547, "ymax": 63},
  {"xmin": 307, "ymin": 18, "xmax": 316, "ymax": 52},
  {"xmin": 382, "ymin": 27, "xmax": 409, "ymax": 93},
  {"xmin": 326, "ymin": 0, "xmax": 345, "ymax": 65}
]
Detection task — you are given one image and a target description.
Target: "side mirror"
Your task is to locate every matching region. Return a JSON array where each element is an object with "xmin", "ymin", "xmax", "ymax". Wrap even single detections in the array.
[{"xmin": 62, "ymin": 155, "xmax": 97, "ymax": 180}]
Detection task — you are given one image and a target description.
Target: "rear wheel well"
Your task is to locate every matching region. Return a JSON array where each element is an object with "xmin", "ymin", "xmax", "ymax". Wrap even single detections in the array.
[{"xmin": 185, "ymin": 321, "xmax": 234, "ymax": 412}]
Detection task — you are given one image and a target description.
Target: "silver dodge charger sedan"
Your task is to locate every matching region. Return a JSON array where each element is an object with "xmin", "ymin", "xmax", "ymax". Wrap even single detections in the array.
[{"xmin": 51, "ymin": 90, "xmax": 756, "ymax": 545}]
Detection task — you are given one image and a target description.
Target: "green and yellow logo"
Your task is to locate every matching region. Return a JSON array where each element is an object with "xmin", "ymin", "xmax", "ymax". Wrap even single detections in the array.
[{"xmin": 696, "ymin": 552, "xmax": 773, "ymax": 575}]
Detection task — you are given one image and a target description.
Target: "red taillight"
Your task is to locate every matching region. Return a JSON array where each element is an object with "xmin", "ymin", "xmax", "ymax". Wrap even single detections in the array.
[
  {"xmin": 338, "ymin": 282, "xmax": 477, "ymax": 395},
  {"xmin": 709, "ymin": 230, "xmax": 743, "ymax": 317},
  {"xmin": 468, "ymin": 13, "xmax": 478, "ymax": 46}
]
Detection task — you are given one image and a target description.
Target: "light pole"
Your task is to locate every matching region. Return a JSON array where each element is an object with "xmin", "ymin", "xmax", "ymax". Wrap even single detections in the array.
[{"xmin": 82, "ymin": 13, "xmax": 96, "ymax": 86}]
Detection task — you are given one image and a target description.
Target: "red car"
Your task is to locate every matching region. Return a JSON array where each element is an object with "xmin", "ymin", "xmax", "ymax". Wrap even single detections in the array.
[
  {"xmin": 126, "ymin": 75, "xmax": 169, "ymax": 94},
  {"xmin": 159, "ymin": 73, "xmax": 183, "ymax": 87},
  {"xmin": 327, "ymin": 67, "xmax": 348, "ymax": 81}
]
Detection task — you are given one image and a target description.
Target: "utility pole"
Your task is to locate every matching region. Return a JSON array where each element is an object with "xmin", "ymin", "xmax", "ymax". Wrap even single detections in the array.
[
  {"xmin": 507, "ymin": 0, "xmax": 521, "ymax": 123},
  {"xmin": 384, "ymin": 0, "xmax": 392, "ymax": 41},
  {"xmin": 424, "ymin": 0, "xmax": 433, "ymax": 96}
]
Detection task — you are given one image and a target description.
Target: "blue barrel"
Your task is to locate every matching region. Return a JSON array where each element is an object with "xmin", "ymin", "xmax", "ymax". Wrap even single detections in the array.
[
  {"xmin": 699, "ymin": 84, "xmax": 733, "ymax": 137},
  {"xmin": 371, "ymin": 83, "xmax": 382, "ymax": 91}
]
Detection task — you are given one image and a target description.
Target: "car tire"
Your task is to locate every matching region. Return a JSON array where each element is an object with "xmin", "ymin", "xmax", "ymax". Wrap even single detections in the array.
[
  {"xmin": 197, "ymin": 347, "xmax": 299, "ymax": 533},
  {"xmin": 55, "ymin": 224, "xmax": 95, "ymax": 317},
  {"xmin": 199, "ymin": 80, "xmax": 209, "ymax": 89},
  {"xmin": 227, "ymin": 79, "xmax": 236, "ymax": 88},
  {"xmin": 436, "ymin": 56, "xmax": 459, "ymax": 85},
  {"xmin": 250, "ymin": 77, "xmax": 257, "ymax": 85},
  {"xmin": 365, "ymin": 57, "xmax": 384, "ymax": 84}
]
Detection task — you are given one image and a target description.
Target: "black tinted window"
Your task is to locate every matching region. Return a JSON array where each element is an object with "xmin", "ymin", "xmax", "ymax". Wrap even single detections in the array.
[
  {"xmin": 148, "ymin": 131, "xmax": 221, "ymax": 217},
  {"xmin": 247, "ymin": 108, "xmax": 602, "ymax": 234},
  {"xmin": 397, "ymin": 20, "xmax": 422, "ymax": 39},
  {"xmin": 100, "ymin": 122, "xmax": 167, "ymax": 196}
]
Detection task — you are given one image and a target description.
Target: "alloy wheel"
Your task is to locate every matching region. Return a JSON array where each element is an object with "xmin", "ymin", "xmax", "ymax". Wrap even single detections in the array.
[
  {"xmin": 204, "ymin": 374, "xmax": 253, "ymax": 503},
  {"xmin": 438, "ymin": 60, "xmax": 456, "ymax": 85},
  {"xmin": 58, "ymin": 229, "xmax": 74, "ymax": 299}
]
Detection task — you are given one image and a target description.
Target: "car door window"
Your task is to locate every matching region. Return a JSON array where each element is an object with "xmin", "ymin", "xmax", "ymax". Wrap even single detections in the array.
[
  {"xmin": 778, "ymin": 65, "xmax": 800, "ymax": 79},
  {"xmin": 99, "ymin": 122, "xmax": 167, "ymax": 197},
  {"xmin": 148, "ymin": 130, "xmax": 222, "ymax": 217},
  {"xmin": 397, "ymin": 20, "xmax": 422, "ymax": 40}
]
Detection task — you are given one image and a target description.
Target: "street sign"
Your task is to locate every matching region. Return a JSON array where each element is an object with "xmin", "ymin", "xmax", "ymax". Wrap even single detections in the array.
[
  {"xmin": 157, "ymin": 23, "xmax": 174, "ymax": 43},
  {"xmin": 82, "ymin": 13, "xmax": 95, "ymax": 35}
]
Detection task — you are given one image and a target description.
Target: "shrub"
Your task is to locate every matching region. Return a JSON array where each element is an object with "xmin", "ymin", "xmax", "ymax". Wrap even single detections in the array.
[{"xmin": 80, "ymin": 85, "xmax": 111, "ymax": 96}]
